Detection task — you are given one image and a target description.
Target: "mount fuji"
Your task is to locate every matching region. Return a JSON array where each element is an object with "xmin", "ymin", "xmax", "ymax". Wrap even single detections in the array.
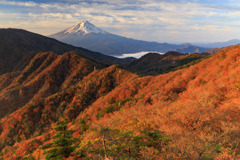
[
  {"xmin": 50, "ymin": 21, "xmax": 209, "ymax": 56},
  {"xmin": 56, "ymin": 21, "xmax": 107, "ymax": 36}
]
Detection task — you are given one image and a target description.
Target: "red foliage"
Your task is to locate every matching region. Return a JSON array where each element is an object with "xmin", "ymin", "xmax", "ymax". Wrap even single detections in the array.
[{"xmin": 1, "ymin": 45, "xmax": 240, "ymax": 159}]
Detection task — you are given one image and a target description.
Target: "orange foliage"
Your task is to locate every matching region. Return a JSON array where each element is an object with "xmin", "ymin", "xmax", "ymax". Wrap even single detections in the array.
[{"xmin": 1, "ymin": 45, "xmax": 240, "ymax": 159}]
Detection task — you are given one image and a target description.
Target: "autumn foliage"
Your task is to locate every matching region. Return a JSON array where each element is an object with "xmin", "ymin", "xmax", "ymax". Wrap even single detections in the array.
[{"xmin": 0, "ymin": 45, "xmax": 240, "ymax": 159}]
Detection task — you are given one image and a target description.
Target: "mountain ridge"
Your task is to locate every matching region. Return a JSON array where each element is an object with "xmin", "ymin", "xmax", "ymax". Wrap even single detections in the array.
[
  {"xmin": 0, "ymin": 51, "xmax": 102, "ymax": 118},
  {"xmin": 126, "ymin": 51, "xmax": 210, "ymax": 76},
  {"xmin": 0, "ymin": 44, "xmax": 239, "ymax": 159},
  {"xmin": 0, "ymin": 28, "xmax": 134, "ymax": 75},
  {"xmin": 193, "ymin": 39, "xmax": 240, "ymax": 48},
  {"xmin": 50, "ymin": 21, "xmax": 210, "ymax": 55}
]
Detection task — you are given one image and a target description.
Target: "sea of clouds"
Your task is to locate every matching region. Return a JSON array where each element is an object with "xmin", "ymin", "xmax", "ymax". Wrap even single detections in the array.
[{"xmin": 115, "ymin": 51, "xmax": 163, "ymax": 59}]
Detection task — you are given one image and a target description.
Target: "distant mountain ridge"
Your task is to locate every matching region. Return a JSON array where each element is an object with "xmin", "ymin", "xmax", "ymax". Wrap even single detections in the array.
[
  {"xmin": 0, "ymin": 28, "xmax": 134, "ymax": 75},
  {"xmin": 193, "ymin": 39, "xmax": 240, "ymax": 48},
  {"xmin": 50, "ymin": 21, "xmax": 210, "ymax": 55}
]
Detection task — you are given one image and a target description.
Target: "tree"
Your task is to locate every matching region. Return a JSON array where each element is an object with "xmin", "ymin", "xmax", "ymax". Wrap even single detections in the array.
[
  {"xmin": 42, "ymin": 119, "xmax": 77, "ymax": 160},
  {"xmin": 80, "ymin": 127, "xmax": 171, "ymax": 159}
]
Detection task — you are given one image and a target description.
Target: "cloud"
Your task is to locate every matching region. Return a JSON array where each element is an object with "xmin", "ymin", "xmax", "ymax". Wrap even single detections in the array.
[
  {"xmin": 0, "ymin": 0, "xmax": 37, "ymax": 7},
  {"xmin": 1, "ymin": 0, "xmax": 240, "ymax": 42},
  {"xmin": 115, "ymin": 51, "xmax": 163, "ymax": 59}
]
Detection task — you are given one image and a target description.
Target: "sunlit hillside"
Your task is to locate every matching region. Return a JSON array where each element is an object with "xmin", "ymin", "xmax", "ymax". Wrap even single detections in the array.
[{"xmin": 0, "ymin": 45, "xmax": 240, "ymax": 159}]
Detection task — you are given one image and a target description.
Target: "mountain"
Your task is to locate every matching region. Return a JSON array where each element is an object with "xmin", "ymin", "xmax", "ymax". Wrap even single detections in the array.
[
  {"xmin": 126, "ymin": 51, "xmax": 209, "ymax": 75},
  {"xmin": 0, "ymin": 52, "xmax": 103, "ymax": 118},
  {"xmin": 0, "ymin": 44, "xmax": 239, "ymax": 159},
  {"xmin": 175, "ymin": 44, "xmax": 207, "ymax": 53},
  {"xmin": 0, "ymin": 28, "xmax": 134, "ymax": 75},
  {"xmin": 50, "ymin": 21, "xmax": 210, "ymax": 56},
  {"xmin": 0, "ymin": 51, "xmax": 209, "ymax": 118},
  {"xmin": 194, "ymin": 39, "xmax": 240, "ymax": 48},
  {"xmin": 203, "ymin": 47, "xmax": 224, "ymax": 55},
  {"xmin": 57, "ymin": 20, "xmax": 107, "ymax": 35}
]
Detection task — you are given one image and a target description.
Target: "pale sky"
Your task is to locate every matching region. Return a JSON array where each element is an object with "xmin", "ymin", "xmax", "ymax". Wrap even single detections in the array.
[{"xmin": 1, "ymin": 0, "xmax": 240, "ymax": 43}]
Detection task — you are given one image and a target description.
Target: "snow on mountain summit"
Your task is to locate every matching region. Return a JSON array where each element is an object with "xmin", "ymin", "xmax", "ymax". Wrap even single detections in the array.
[{"xmin": 64, "ymin": 21, "xmax": 107, "ymax": 35}]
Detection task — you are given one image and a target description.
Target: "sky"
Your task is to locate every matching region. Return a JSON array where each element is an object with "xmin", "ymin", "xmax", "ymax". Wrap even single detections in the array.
[{"xmin": 1, "ymin": 0, "xmax": 240, "ymax": 43}]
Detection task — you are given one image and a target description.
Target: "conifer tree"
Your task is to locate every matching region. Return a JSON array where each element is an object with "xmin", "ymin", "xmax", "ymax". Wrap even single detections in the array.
[{"xmin": 42, "ymin": 119, "xmax": 76, "ymax": 160}]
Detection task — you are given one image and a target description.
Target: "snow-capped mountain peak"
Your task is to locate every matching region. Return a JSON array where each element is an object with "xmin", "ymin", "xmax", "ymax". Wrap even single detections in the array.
[{"xmin": 64, "ymin": 21, "xmax": 107, "ymax": 35}]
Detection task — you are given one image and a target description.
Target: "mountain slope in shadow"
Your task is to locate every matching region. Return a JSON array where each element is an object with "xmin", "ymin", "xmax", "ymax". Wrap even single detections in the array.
[{"xmin": 0, "ymin": 28, "xmax": 133, "ymax": 75}]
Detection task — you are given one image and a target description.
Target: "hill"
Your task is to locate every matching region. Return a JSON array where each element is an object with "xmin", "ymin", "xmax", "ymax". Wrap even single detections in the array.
[
  {"xmin": 50, "ymin": 21, "xmax": 210, "ymax": 56},
  {"xmin": 203, "ymin": 47, "xmax": 225, "ymax": 55},
  {"xmin": 0, "ymin": 45, "xmax": 240, "ymax": 159},
  {"xmin": 0, "ymin": 52, "xmax": 102, "ymax": 119},
  {"xmin": 126, "ymin": 51, "xmax": 210, "ymax": 76},
  {"xmin": 0, "ymin": 28, "xmax": 133, "ymax": 75}
]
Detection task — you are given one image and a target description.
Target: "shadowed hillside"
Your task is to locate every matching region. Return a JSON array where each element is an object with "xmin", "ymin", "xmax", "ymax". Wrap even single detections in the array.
[
  {"xmin": 126, "ymin": 51, "xmax": 210, "ymax": 75},
  {"xmin": 0, "ymin": 45, "xmax": 240, "ymax": 159},
  {"xmin": 0, "ymin": 29, "xmax": 133, "ymax": 75},
  {"xmin": 0, "ymin": 52, "xmax": 102, "ymax": 118}
]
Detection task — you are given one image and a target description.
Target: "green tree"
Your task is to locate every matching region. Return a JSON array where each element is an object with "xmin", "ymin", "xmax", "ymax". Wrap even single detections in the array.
[
  {"xmin": 130, "ymin": 129, "xmax": 171, "ymax": 157},
  {"xmin": 42, "ymin": 119, "xmax": 77, "ymax": 160},
  {"xmin": 82, "ymin": 128, "xmax": 133, "ymax": 159},
  {"xmin": 80, "ymin": 127, "xmax": 171, "ymax": 159}
]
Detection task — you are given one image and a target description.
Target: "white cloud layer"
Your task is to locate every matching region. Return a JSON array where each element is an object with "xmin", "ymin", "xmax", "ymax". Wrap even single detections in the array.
[
  {"xmin": 115, "ymin": 51, "xmax": 163, "ymax": 59},
  {"xmin": 1, "ymin": 0, "xmax": 240, "ymax": 43}
]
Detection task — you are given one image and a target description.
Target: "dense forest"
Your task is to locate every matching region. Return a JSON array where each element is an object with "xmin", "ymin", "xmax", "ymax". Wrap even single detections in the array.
[{"xmin": 0, "ymin": 44, "xmax": 240, "ymax": 159}]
